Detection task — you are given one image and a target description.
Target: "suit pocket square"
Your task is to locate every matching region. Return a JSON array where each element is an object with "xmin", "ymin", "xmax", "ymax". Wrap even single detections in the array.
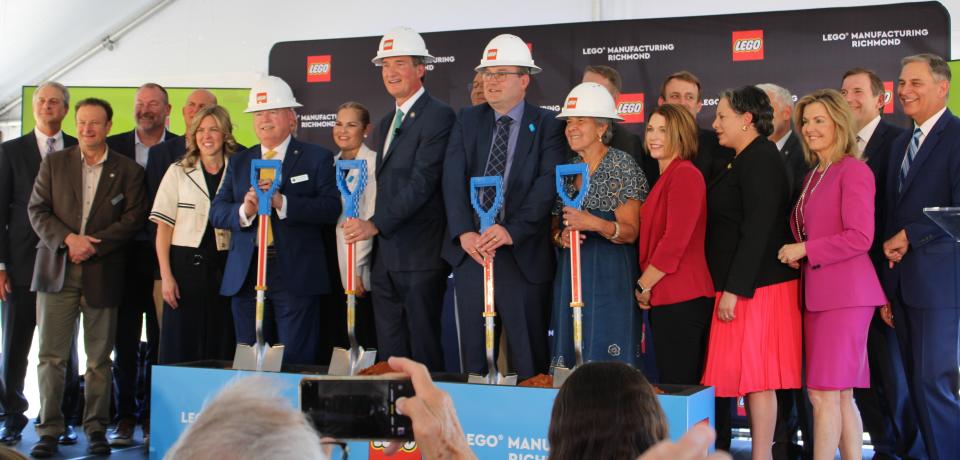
[{"xmin": 111, "ymin": 193, "xmax": 124, "ymax": 205}]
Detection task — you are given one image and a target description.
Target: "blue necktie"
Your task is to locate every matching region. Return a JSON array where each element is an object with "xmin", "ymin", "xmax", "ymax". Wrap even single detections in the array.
[
  {"xmin": 481, "ymin": 116, "xmax": 512, "ymax": 209},
  {"xmin": 898, "ymin": 128, "xmax": 922, "ymax": 192}
]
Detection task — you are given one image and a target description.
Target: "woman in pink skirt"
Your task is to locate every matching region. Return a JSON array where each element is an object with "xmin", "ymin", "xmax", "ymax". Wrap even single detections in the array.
[{"xmin": 778, "ymin": 89, "xmax": 886, "ymax": 460}]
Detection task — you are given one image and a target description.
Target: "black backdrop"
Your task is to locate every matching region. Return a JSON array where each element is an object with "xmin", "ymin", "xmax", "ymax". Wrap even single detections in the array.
[{"xmin": 271, "ymin": 2, "xmax": 949, "ymax": 152}]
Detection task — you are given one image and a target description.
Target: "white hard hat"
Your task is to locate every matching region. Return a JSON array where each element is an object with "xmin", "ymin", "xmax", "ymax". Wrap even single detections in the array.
[
  {"xmin": 244, "ymin": 76, "xmax": 302, "ymax": 113},
  {"xmin": 475, "ymin": 34, "xmax": 541, "ymax": 74},
  {"xmin": 372, "ymin": 26, "xmax": 434, "ymax": 66},
  {"xmin": 556, "ymin": 82, "xmax": 624, "ymax": 121}
]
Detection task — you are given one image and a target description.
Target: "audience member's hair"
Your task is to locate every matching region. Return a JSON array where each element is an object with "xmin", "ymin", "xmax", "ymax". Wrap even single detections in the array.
[
  {"xmin": 659, "ymin": 71, "xmax": 702, "ymax": 101},
  {"xmin": 548, "ymin": 362, "xmax": 668, "ymax": 460},
  {"xmin": 649, "ymin": 104, "xmax": 699, "ymax": 161},
  {"xmin": 794, "ymin": 89, "xmax": 861, "ymax": 165},
  {"xmin": 74, "ymin": 98, "xmax": 114, "ymax": 122},
  {"xmin": 165, "ymin": 376, "xmax": 328, "ymax": 460},
  {"xmin": 337, "ymin": 101, "xmax": 372, "ymax": 127},
  {"xmin": 585, "ymin": 65, "xmax": 623, "ymax": 93},
  {"xmin": 841, "ymin": 67, "xmax": 885, "ymax": 97},
  {"xmin": 901, "ymin": 53, "xmax": 951, "ymax": 83},
  {"xmin": 139, "ymin": 82, "xmax": 170, "ymax": 105},
  {"xmin": 183, "ymin": 105, "xmax": 238, "ymax": 168},
  {"xmin": 718, "ymin": 86, "xmax": 774, "ymax": 137},
  {"xmin": 756, "ymin": 83, "xmax": 794, "ymax": 109},
  {"xmin": 33, "ymin": 82, "xmax": 70, "ymax": 109}
]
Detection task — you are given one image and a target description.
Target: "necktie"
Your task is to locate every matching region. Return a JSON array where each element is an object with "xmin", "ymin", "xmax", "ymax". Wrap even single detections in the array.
[
  {"xmin": 856, "ymin": 135, "xmax": 865, "ymax": 155},
  {"xmin": 45, "ymin": 137, "xmax": 56, "ymax": 156},
  {"xmin": 898, "ymin": 128, "xmax": 922, "ymax": 192},
  {"xmin": 481, "ymin": 116, "xmax": 512, "ymax": 209},
  {"xmin": 384, "ymin": 109, "xmax": 404, "ymax": 155},
  {"xmin": 259, "ymin": 150, "xmax": 277, "ymax": 245}
]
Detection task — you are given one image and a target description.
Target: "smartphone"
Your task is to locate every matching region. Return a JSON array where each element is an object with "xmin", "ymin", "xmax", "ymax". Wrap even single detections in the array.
[{"xmin": 299, "ymin": 377, "xmax": 414, "ymax": 440}]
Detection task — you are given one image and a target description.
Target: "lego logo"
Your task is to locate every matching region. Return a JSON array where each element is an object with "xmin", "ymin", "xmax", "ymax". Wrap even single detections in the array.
[
  {"xmin": 883, "ymin": 91, "xmax": 892, "ymax": 105},
  {"xmin": 566, "ymin": 97, "xmax": 577, "ymax": 109},
  {"xmin": 487, "ymin": 49, "xmax": 498, "ymax": 60},
  {"xmin": 308, "ymin": 63, "xmax": 329, "ymax": 74},
  {"xmin": 883, "ymin": 81, "xmax": 894, "ymax": 114},
  {"xmin": 256, "ymin": 92, "xmax": 267, "ymax": 104},
  {"xmin": 383, "ymin": 39, "xmax": 394, "ymax": 51},
  {"xmin": 615, "ymin": 93, "xmax": 645, "ymax": 124},
  {"xmin": 734, "ymin": 38, "xmax": 763, "ymax": 52},
  {"xmin": 307, "ymin": 55, "xmax": 332, "ymax": 83},
  {"xmin": 617, "ymin": 102, "xmax": 644, "ymax": 114}
]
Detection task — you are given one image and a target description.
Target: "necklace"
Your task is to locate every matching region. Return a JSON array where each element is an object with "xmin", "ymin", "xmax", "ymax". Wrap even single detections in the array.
[{"xmin": 793, "ymin": 161, "xmax": 832, "ymax": 241}]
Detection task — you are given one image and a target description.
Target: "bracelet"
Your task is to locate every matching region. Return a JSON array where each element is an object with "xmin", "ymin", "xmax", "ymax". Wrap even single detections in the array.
[
  {"xmin": 608, "ymin": 221, "xmax": 620, "ymax": 241},
  {"xmin": 552, "ymin": 230, "xmax": 564, "ymax": 248}
]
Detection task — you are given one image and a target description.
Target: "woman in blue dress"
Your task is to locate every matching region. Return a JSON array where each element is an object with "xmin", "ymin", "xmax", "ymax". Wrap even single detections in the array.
[{"xmin": 550, "ymin": 83, "xmax": 649, "ymax": 368}]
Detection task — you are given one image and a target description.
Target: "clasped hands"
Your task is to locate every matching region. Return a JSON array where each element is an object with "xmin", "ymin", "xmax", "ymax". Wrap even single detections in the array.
[
  {"xmin": 460, "ymin": 224, "xmax": 513, "ymax": 265},
  {"xmin": 65, "ymin": 233, "xmax": 100, "ymax": 264},
  {"xmin": 777, "ymin": 242, "xmax": 805, "ymax": 269}
]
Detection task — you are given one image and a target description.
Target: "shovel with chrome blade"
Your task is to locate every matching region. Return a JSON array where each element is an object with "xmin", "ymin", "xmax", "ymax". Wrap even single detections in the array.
[
  {"xmin": 465, "ymin": 176, "xmax": 516, "ymax": 386},
  {"xmin": 329, "ymin": 159, "xmax": 377, "ymax": 376},
  {"xmin": 551, "ymin": 163, "xmax": 591, "ymax": 388},
  {"xmin": 233, "ymin": 159, "xmax": 285, "ymax": 372}
]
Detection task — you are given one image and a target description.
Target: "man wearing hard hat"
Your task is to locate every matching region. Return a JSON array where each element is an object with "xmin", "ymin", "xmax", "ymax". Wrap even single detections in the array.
[
  {"xmin": 441, "ymin": 34, "xmax": 567, "ymax": 380},
  {"xmin": 342, "ymin": 26, "xmax": 455, "ymax": 371},
  {"xmin": 211, "ymin": 76, "xmax": 341, "ymax": 365}
]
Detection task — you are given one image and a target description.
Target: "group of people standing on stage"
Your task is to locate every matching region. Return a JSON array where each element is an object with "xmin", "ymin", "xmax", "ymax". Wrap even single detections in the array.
[{"xmin": 0, "ymin": 23, "xmax": 957, "ymax": 460}]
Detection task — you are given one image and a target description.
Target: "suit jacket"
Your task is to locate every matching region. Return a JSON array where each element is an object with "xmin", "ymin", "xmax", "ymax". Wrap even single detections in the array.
[
  {"xmin": 706, "ymin": 136, "xmax": 798, "ymax": 297},
  {"xmin": 883, "ymin": 109, "xmax": 960, "ymax": 309},
  {"xmin": 27, "ymin": 146, "xmax": 147, "ymax": 308},
  {"xmin": 781, "ymin": 131, "xmax": 809, "ymax": 202},
  {"xmin": 791, "ymin": 157, "xmax": 886, "ymax": 310},
  {"xmin": 0, "ymin": 131, "xmax": 78, "ymax": 286},
  {"xmin": 442, "ymin": 100, "xmax": 567, "ymax": 284},
  {"xmin": 863, "ymin": 119, "xmax": 904, "ymax": 271},
  {"xmin": 639, "ymin": 159, "xmax": 714, "ymax": 306},
  {"xmin": 372, "ymin": 91, "xmax": 455, "ymax": 272},
  {"xmin": 210, "ymin": 137, "xmax": 341, "ymax": 297},
  {"xmin": 106, "ymin": 129, "xmax": 178, "ymax": 163},
  {"xmin": 146, "ymin": 136, "xmax": 247, "ymax": 207},
  {"xmin": 693, "ymin": 128, "xmax": 735, "ymax": 185}
]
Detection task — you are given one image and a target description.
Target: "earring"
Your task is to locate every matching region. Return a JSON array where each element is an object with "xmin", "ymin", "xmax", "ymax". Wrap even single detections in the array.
[
  {"xmin": 363, "ymin": 134, "xmax": 368, "ymax": 138},
  {"xmin": 740, "ymin": 125, "xmax": 748, "ymax": 132}
]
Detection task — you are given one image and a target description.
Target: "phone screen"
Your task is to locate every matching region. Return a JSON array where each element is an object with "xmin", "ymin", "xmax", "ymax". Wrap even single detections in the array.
[{"xmin": 299, "ymin": 377, "xmax": 414, "ymax": 440}]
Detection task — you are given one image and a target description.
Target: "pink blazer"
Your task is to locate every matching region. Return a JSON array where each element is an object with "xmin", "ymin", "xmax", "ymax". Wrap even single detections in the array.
[{"xmin": 791, "ymin": 157, "xmax": 887, "ymax": 311}]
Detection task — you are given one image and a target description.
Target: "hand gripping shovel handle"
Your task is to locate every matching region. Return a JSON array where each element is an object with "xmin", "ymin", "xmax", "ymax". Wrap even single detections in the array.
[
  {"xmin": 471, "ymin": 176, "xmax": 505, "ymax": 384},
  {"xmin": 556, "ymin": 163, "xmax": 590, "ymax": 367},
  {"xmin": 336, "ymin": 160, "xmax": 369, "ymax": 371}
]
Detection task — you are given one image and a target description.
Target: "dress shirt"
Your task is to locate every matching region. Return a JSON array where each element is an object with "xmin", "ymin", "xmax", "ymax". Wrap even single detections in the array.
[
  {"xmin": 383, "ymin": 86, "xmax": 425, "ymax": 154},
  {"xmin": 80, "ymin": 147, "xmax": 109, "ymax": 235},
  {"xmin": 488, "ymin": 100, "xmax": 525, "ymax": 200},
  {"xmin": 774, "ymin": 130, "xmax": 792, "ymax": 153},
  {"xmin": 134, "ymin": 130, "xmax": 165, "ymax": 169},
  {"xmin": 912, "ymin": 106, "xmax": 947, "ymax": 150},
  {"xmin": 856, "ymin": 115, "xmax": 882, "ymax": 155},
  {"xmin": 34, "ymin": 128, "xmax": 64, "ymax": 157},
  {"xmin": 238, "ymin": 135, "xmax": 291, "ymax": 227}
]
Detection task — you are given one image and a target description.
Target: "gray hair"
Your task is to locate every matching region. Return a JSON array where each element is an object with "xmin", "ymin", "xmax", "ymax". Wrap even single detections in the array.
[
  {"xmin": 33, "ymin": 82, "xmax": 70, "ymax": 109},
  {"xmin": 901, "ymin": 53, "xmax": 951, "ymax": 83},
  {"xmin": 596, "ymin": 118, "xmax": 614, "ymax": 145},
  {"xmin": 164, "ymin": 376, "xmax": 328, "ymax": 460},
  {"xmin": 756, "ymin": 83, "xmax": 794, "ymax": 109}
]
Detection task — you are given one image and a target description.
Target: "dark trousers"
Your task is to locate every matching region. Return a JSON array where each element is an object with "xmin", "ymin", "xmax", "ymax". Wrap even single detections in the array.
[
  {"xmin": 112, "ymin": 241, "xmax": 159, "ymax": 424},
  {"xmin": 372, "ymin": 260, "xmax": 448, "ymax": 372},
  {"xmin": 158, "ymin": 246, "xmax": 234, "ymax": 364},
  {"xmin": 648, "ymin": 296, "xmax": 712, "ymax": 385},
  {"xmin": 772, "ymin": 388, "xmax": 813, "ymax": 460},
  {"xmin": 853, "ymin": 309, "xmax": 925, "ymax": 460},
  {"xmin": 452, "ymin": 251, "xmax": 550, "ymax": 380},
  {"xmin": 231, "ymin": 254, "xmax": 321, "ymax": 365},
  {"xmin": 1, "ymin": 285, "xmax": 81, "ymax": 427},
  {"xmin": 891, "ymin": 289, "xmax": 959, "ymax": 460}
]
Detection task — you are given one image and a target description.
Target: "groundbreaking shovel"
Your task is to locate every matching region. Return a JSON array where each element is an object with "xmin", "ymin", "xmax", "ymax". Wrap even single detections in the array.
[
  {"xmin": 232, "ymin": 159, "xmax": 285, "ymax": 372},
  {"xmin": 551, "ymin": 163, "xmax": 591, "ymax": 388},
  {"xmin": 329, "ymin": 159, "xmax": 377, "ymax": 376},
  {"xmin": 466, "ymin": 176, "xmax": 517, "ymax": 386}
]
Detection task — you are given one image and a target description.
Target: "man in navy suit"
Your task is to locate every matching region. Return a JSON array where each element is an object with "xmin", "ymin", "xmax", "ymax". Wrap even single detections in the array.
[
  {"xmin": 441, "ymin": 33, "xmax": 565, "ymax": 380},
  {"xmin": 211, "ymin": 76, "xmax": 340, "ymax": 366},
  {"xmin": 883, "ymin": 53, "xmax": 960, "ymax": 460},
  {"xmin": 342, "ymin": 27, "xmax": 455, "ymax": 371},
  {"xmin": 841, "ymin": 67, "xmax": 924, "ymax": 460}
]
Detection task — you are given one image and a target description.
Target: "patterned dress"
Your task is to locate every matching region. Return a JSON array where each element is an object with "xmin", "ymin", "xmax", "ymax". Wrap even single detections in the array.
[{"xmin": 550, "ymin": 147, "xmax": 649, "ymax": 368}]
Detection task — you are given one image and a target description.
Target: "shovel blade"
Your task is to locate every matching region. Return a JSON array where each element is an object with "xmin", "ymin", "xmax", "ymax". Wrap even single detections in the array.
[
  {"xmin": 328, "ymin": 346, "xmax": 378, "ymax": 376},
  {"xmin": 232, "ymin": 342, "xmax": 285, "ymax": 372},
  {"xmin": 551, "ymin": 366, "xmax": 574, "ymax": 388},
  {"xmin": 467, "ymin": 372, "xmax": 519, "ymax": 386}
]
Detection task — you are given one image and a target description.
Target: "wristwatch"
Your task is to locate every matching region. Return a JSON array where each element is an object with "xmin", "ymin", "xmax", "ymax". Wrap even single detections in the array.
[{"xmin": 635, "ymin": 280, "xmax": 649, "ymax": 295}]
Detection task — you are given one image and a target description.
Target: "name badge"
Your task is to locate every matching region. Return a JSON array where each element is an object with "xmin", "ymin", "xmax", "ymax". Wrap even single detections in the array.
[
  {"xmin": 290, "ymin": 174, "xmax": 309, "ymax": 184},
  {"xmin": 111, "ymin": 193, "xmax": 124, "ymax": 205}
]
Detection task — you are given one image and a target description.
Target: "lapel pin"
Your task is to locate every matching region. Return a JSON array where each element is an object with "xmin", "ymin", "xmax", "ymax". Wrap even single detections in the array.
[
  {"xmin": 109, "ymin": 172, "xmax": 115, "ymax": 178},
  {"xmin": 528, "ymin": 123, "xmax": 535, "ymax": 133},
  {"xmin": 410, "ymin": 112, "xmax": 416, "ymax": 118}
]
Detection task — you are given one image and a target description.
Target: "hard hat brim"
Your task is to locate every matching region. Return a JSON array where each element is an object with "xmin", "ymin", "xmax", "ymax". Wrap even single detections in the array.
[
  {"xmin": 474, "ymin": 62, "xmax": 542, "ymax": 74},
  {"xmin": 372, "ymin": 52, "xmax": 436, "ymax": 66},
  {"xmin": 555, "ymin": 111, "xmax": 624, "ymax": 121}
]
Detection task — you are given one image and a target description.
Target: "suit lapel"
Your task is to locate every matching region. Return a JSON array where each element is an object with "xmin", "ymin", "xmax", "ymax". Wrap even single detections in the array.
[
  {"xmin": 381, "ymin": 93, "xmax": 430, "ymax": 171},
  {"xmin": 281, "ymin": 139, "xmax": 303, "ymax": 191},
  {"xmin": 473, "ymin": 105, "xmax": 495, "ymax": 175},
  {"xmin": 24, "ymin": 132, "xmax": 42, "ymax": 176},
  {"xmin": 504, "ymin": 102, "xmax": 538, "ymax": 203},
  {"xmin": 88, "ymin": 153, "xmax": 119, "ymax": 218},
  {"xmin": 183, "ymin": 166, "xmax": 207, "ymax": 198},
  {"xmin": 863, "ymin": 121, "xmax": 888, "ymax": 162},
  {"xmin": 899, "ymin": 110, "xmax": 952, "ymax": 198}
]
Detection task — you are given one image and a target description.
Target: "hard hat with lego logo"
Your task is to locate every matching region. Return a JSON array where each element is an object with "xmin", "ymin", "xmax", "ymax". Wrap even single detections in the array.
[
  {"xmin": 244, "ymin": 76, "xmax": 303, "ymax": 113},
  {"xmin": 475, "ymin": 34, "xmax": 542, "ymax": 74},
  {"xmin": 556, "ymin": 82, "xmax": 623, "ymax": 120},
  {"xmin": 372, "ymin": 26, "xmax": 435, "ymax": 65}
]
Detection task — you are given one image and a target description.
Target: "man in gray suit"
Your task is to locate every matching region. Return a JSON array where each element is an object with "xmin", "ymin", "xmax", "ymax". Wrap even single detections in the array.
[{"xmin": 27, "ymin": 98, "xmax": 146, "ymax": 457}]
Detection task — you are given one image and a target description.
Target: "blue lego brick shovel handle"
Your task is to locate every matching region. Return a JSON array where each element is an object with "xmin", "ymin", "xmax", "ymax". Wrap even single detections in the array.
[
  {"xmin": 336, "ymin": 159, "xmax": 368, "ymax": 219},
  {"xmin": 250, "ymin": 159, "xmax": 283, "ymax": 216},
  {"xmin": 556, "ymin": 163, "xmax": 590, "ymax": 210},
  {"xmin": 469, "ymin": 176, "xmax": 504, "ymax": 233}
]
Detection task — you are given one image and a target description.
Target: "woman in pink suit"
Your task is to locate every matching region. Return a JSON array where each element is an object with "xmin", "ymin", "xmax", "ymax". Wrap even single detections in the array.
[{"xmin": 777, "ymin": 89, "xmax": 887, "ymax": 460}]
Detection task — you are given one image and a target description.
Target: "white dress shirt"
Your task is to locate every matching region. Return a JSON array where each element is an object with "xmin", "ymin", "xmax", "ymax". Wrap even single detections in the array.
[
  {"xmin": 383, "ymin": 86, "xmax": 425, "ymax": 155},
  {"xmin": 34, "ymin": 128, "xmax": 64, "ymax": 157}
]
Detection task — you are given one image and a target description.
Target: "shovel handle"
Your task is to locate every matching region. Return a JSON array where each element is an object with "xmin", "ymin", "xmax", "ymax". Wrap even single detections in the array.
[
  {"xmin": 250, "ymin": 160, "xmax": 283, "ymax": 216},
  {"xmin": 336, "ymin": 159, "xmax": 367, "ymax": 219},
  {"xmin": 470, "ymin": 176, "xmax": 504, "ymax": 233}
]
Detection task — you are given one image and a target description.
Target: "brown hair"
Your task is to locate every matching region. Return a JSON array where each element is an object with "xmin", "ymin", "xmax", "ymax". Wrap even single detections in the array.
[
  {"xmin": 648, "ymin": 104, "xmax": 699, "ymax": 161},
  {"xmin": 584, "ymin": 65, "xmax": 623, "ymax": 92},
  {"xmin": 794, "ymin": 89, "xmax": 860, "ymax": 166},
  {"xmin": 183, "ymin": 105, "xmax": 238, "ymax": 168},
  {"xmin": 659, "ymin": 71, "xmax": 702, "ymax": 101},
  {"xmin": 336, "ymin": 101, "xmax": 371, "ymax": 127},
  {"xmin": 841, "ymin": 67, "xmax": 884, "ymax": 97}
]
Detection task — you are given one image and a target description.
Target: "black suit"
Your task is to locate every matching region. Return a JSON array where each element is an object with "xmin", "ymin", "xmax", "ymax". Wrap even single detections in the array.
[
  {"xmin": 779, "ymin": 132, "xmax": 809, "ymax": 202},
  {"xmin": 694, "ymin": 129, "xmax": 735, "ymax": 185},
  {"xmin": 104, "ymin": 129, "xmax": 174, "ymax": 425},
  {"xmin": 371, "ymin": 92, "xmax": 455, "ymax": 371},
  {"xmin": 0, "ymin": 131, "xmax": 81, "ymax": 428}
]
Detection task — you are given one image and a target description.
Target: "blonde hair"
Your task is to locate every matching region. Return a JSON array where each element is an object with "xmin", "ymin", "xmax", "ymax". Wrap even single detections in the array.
[
  {"xmin": 183, "ymin": 105, "xmax": 238, "ymax": 168},
  {"xmin": 794, "ymin": 89, "xmax": 860, "ymax": 166}
]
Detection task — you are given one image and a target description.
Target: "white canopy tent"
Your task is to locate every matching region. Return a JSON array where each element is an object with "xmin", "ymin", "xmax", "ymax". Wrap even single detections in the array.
[{"xmin": 1, "ymin": 0, "xmax": 958, "ymax": 139}]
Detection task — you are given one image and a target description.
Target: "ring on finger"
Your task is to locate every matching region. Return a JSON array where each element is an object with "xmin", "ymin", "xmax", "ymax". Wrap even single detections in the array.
[{"xmin": 563, "ymin": 219, "xmax": 569, "ymax": 226}]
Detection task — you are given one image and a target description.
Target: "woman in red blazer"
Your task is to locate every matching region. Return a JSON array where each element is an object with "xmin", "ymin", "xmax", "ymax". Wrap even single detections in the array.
[
  {"xmin": 778, "ymin": 89, "xmax": 887, "ymax": 460},
  {"xmin": 635, "ymin": 104, "xmax": 715, "ymax": 385}
]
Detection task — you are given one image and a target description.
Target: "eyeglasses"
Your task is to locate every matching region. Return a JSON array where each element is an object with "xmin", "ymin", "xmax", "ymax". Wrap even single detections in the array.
[
  {"xmin": 480, "ymin": 71, "xmax": 524, "ymax": 82},
  {"xmin": 321, "ymin": 440, "xmax": 349, "ymax": 460}
]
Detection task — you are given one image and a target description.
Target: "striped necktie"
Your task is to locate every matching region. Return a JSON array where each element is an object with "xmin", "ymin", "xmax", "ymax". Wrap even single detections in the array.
[
  {"xmin": 259, "ymin": 150, "xmax": 277, "ymax": 245},
  {"xmin": 45, "ymin": 137, "xmax": 56, "ymax": 156},
  {"xmin": 481, "ymin": 116, "xmax": 512, "ymax": 209},
  {"xmin": 898, "ymin": 128, "xmax": 922, "ymax": 192}
]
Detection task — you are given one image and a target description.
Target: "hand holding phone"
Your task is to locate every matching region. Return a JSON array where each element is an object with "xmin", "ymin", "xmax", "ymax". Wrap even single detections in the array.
[{"xmin": 300, "ymin": 376, "xmax": 414, "ymax": 440}]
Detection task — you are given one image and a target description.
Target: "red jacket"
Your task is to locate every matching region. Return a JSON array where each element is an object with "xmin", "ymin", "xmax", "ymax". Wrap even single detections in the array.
[{"xmin": 639, "ymin": 160, "xmax": 714, "ymax": 306}]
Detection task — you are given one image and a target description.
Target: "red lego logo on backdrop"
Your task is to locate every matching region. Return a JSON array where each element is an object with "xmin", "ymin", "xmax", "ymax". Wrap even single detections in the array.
[
  {"xmin": 255, "ymin": 92, "xmax": 267, "ymax": 104},
  {"xmin": 370, "ymin": 440, "xmax": 420, "ymax": 459},
  {"xmin": 616, "ymin": 93, "xmax": 645, "ymax": 124},
  {"xmin": 883, "ymin": 81, "xmax": 895, "ymax": 114},
  {"xmin": 383, "ymin": 39, "xmax": 394, "ymax": 51},
  {"xmin": 307, "ymin": 55, "xmax": 332, "ymax": 83},
  {"xmin": 732, "ymin": 30, "xmax": 764, "ymax": 61},
  {"xmin": 526, "ymin": 42, "xmax": 533, "ymax": 52}
]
